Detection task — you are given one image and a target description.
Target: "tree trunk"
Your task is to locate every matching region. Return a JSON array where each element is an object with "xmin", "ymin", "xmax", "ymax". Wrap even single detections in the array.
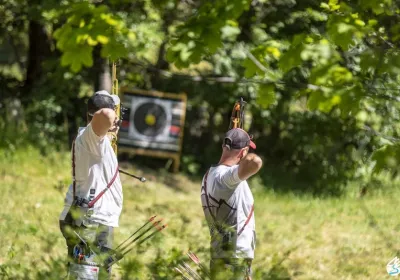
[
  {"xmin": 237, "ymin": 5, "xmax": 255, "ymax": 42},
  {"xmin": 92, "ymin": 45, "xmax": 111, "ymax": 93},
  {"xmin": 22, "ymin": 20, "xmax": 51, "ymax": 102},
  {"xmin": 150, "ymin": 41, "xmax": 169, "ymax": 89},
  {"xmin": 150, "ymin": 10, "xmax": 174, "ymax": 89}
]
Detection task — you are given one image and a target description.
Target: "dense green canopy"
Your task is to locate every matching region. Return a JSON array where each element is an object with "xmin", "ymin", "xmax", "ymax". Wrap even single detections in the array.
[{"xmin": 1, "ymin": 0, "xmax": 400, "ymax": 194}]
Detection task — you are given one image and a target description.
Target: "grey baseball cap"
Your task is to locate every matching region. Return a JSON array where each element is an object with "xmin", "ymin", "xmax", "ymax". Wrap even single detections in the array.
[
  {"xmin": 87, "ymin": 90, "xmax": 120, "ymax": 116},
  {"xmin": 223, "ymin": 128, "xmax": 256, "ymax": 150}
]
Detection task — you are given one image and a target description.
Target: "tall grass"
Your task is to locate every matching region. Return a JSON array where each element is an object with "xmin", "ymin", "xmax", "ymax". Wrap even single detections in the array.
[{"xmin": 0, "ymin": 147, "xmax": 398, "ymax": 279}]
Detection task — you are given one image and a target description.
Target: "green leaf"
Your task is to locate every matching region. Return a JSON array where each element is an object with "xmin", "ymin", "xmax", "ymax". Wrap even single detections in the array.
[
  {"xmin": 320, "ymin": 2, "xmax": 330, "ymax": 10},
  {"xmin": 328, "ymin": 22, "xmax": 356, "ymax": 50},
  {"xmin": 307, "ymin": 90, "xmax": 342, "ymax": 113},
  {"xmin": 337, "ymin": 85, "xmax": 363, "ymax": 116},
  {"xmin": 307, "ymin": 90, "xmax": 326, "ymax": 111},
  {"xmin": 368, "ymin": 19, "xmax": 378, "ymax": 27},
  {"xmin": 278, "ymin": 34, "xmax": 306, "ymax": 72},
  {"xmin": 100, "ymin": 13, "xmax": 119, "ymax": 26},
  {"xmin": 166, "ymin": 48, "xmax": 179, "ymax": 63},
  {"xmin": 267, "ymin": 46, "xmax": 281, "ymax": 59},
  {"xmin": 96, "ymin": 35, "xmax": 109, "ymax": 44},
  {"xmin": 354, "ymin": 19, "xmax": 365, "ymax": 26},
  {"xmin": 372, "ymin": 144, "xmax": 400, "ymax": 173},
  {"xmin": 278, "ymin": 44, "xmax": 303, "ymax": 72},
  {"xmin": 101, "ymin": 40, "xmax": 128, "ymax": 60},
  {"xmin": 257, "ymin": 84, "xmax": 276, "ymax": 108},
  {"xmin": 204, "ymin": 30, "xmax": 223, "ymax": 53},
  {"xmin": 189, "ymin": 49, "xmax": 203, "ymax": 64},
  {"xmin": 60, "ymin": 45, "xmax": 93, "ymax": 72},
  {"xmin": 243, "ymin": 58, "xmax": 258, "ymax": 78},
  {"xmin": 301, "ymin": 39, "xmax": 334, "ymax": 64},
  {"xmin": 359, "ymin": 49, "xmax": 379, "ymax": 74},
  {"xmin": 359, "ymin": 0, "xmax": 386, "ymax": 14},
  {"xmin": 180, "ymin": 48, "xmax": 192, "ymax": 62},
  {"xmin": 327, "ymin": 14, "xmax": 365, "ymax": 50},
  {"xmin": 87, "ymin": 37, "xmax": 98, "ymax": 46}
]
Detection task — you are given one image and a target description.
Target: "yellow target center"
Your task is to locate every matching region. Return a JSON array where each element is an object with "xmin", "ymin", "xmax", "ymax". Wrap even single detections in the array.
[{"xmin": 145, "ymin": 114, "xmax": 156, "ymax": 126}]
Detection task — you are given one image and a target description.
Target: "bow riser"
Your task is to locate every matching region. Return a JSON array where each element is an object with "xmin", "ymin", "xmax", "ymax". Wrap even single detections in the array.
[{"xmin": 229, "ymin": 97, "xmax": 246, "ymax": 130}]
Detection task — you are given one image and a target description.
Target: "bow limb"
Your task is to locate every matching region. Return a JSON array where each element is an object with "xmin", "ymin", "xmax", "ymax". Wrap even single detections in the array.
[{"xmin": 111, "ymin": 61, "xmax": 120, "ymax": 155}]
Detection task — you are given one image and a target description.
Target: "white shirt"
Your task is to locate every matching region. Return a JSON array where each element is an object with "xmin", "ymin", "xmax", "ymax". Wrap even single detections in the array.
[
  {"xmin": 201, "ymin": 165, "xmax": 256, "ymax": 259},
  {"xmin": 59, "ymin": 124, "xmax": 123, "ymax": 227}
]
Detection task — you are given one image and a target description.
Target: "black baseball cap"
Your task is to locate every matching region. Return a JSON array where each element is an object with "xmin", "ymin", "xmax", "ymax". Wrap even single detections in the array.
[
  {"xmin": 223, "ymin": 128, "xmax": 256, "ymax": 150},
  {"xmin": 87, "ymin": 90, "xmax": 120, "ymax": 116}
]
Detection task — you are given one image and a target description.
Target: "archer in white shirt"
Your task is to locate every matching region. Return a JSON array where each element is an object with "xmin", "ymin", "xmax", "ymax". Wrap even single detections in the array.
[
  {"xmin": 59, "ymin": 91, "xmax": 122, "ymax": 278},
  {"xmin": 201, "ymin": 128, "xmax": 262, "ymax": 280}
]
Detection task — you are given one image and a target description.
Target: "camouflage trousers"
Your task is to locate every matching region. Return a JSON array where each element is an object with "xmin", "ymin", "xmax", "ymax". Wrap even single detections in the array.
[{"xmin": 59, "ymin": 219, "xmax": 113, "ymax": 280}]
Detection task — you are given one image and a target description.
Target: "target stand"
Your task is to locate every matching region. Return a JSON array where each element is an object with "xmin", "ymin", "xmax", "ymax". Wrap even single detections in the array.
[{"xmin": 117, "ymin": 88, "xmax": 187, "ymax": 173}]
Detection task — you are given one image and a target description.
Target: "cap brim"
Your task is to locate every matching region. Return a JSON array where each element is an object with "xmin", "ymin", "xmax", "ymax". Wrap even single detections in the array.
[
  {"xmin": 110, "ymin": 95, "xmax": 120, "ymax": 106},
  {"xmin": 249, "ymin": 141, "xmax": 256, "ymax": 150}
]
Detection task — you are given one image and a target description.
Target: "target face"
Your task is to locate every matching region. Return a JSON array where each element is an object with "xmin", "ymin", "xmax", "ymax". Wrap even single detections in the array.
[
  {"xmin": 133, "ymin": 103, "xmax": 167, "ymax": 137},
  {"xmin": 118, "ymin": 91, "xmax": 186, "ymax": 152}
]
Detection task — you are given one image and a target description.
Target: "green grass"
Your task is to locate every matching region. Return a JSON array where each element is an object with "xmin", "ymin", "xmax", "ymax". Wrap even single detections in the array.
[{"xmin": 0, "ymin": 147, "xmax": 398, "ymax": 279}]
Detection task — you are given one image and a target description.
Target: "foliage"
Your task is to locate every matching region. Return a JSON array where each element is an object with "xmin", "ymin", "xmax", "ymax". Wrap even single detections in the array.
[
  {"xmin": 53, "ymin": 2, "xmax": 136, "ymax": 72},
  {"xmin": 166, "ymin": 0, "xmax": 251, "ymax": 68},
  {"xmin": 165, "ymin": 0, "xmax": 400, "ymax": 188},
  {"xmin": 258, "ymin": 111, "xmax": 370, "ymax": 195},
  {"xmin": 1, "ymin": 0, "xmax": 400, "ymax": 193}
]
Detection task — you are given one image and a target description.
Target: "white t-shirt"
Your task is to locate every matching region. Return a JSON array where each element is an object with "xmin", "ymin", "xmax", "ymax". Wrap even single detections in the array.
[
  {"xmin": 59, "ymin": 124, "xmax": 123, "ymax": 227},
  {"xmin": 201, "ymin": 165, "xmax": 256, "ymax": 259}
]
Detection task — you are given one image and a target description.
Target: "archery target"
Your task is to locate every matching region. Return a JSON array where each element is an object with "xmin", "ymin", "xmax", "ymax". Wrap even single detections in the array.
[{"xmin": 118, "ymin": 90, "xmax": 186, "ymax": 152}]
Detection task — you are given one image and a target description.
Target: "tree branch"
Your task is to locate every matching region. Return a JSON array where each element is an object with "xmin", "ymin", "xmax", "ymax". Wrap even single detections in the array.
[{"xmin": 244, "ymin": 48, "xmax": 269, "ymax": 73}]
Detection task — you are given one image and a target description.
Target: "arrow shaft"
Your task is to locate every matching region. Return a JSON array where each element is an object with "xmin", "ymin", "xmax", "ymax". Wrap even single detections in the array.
[
  {"xmin": 115, "ymin": 216, "xmax": 156, "ymax": 251},
  {"xmin": 119, "ymin": 169, "xmax": 146, "ymax": 182}
]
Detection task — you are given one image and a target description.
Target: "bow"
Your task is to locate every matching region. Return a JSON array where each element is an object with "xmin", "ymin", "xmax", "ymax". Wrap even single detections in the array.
[
  {"xmin": 228, "ymin": 97, "xmax": 255, "ymax": 153},
  {"xmin": 111, "ymin": 61, "xmax": 120, "ymax": 154},
  {"xmin": 229, "ymin": 97, "xmax": 246, "ymax": 130},
  {"xmin": 110, "ymin": 61, "xmax": 146, "ymax": 182}
]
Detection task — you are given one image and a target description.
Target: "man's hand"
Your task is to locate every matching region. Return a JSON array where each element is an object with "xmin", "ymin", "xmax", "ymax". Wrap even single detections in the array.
[
  {"xmin": 107, "ymin": 118, "xmax": 120, "ymax": 142},
  {"xmin": 91, "ymin": 108, "xmax": 117, "ymax": 138},
  {"xmin": 108, "ymin": 118, "xmax": 120, "ymax": 134},
  {"xmin": 238, "ymin": 153, "xmax": 263, "ymax": 181}
]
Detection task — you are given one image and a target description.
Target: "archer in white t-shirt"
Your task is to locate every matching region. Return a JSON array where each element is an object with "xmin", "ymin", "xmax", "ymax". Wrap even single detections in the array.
[
  {"xmin": 59, "ymin": 123, "xmax": 123, "ymax": 227},
  {"xmin": 201, "ymin": 128, "xmax": 262, "ymax": 280},
  {"xmin": 59, "ymin": 91, "xmax": 122, "ymax": 278}
]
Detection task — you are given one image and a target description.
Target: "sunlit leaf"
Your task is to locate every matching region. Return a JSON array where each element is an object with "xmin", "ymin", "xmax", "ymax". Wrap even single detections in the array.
[{"xmin": 97, "ymin": 35, "xmax": 109, "ymax": 44}]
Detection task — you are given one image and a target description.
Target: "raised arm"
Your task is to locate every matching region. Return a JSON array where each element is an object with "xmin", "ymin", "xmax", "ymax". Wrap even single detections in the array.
[
  {"xmin": 238, "ymin": 153, "xmax": 263, "ymax": 181},
  {"xmin": 91, "ymin": 108, "xmax": 117, "ymax": 138}
]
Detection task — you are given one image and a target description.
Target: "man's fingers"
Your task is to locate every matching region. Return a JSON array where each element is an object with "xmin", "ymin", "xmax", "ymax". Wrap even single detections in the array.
[{"xmin": 109, "ymin": 124, "xmax": 120, "ymax": 133}]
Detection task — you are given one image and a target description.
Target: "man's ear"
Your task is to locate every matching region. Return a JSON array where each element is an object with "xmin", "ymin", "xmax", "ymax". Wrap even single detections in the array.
[
  {"xmin": 238, "ymin": 147, "xmax": 249, "ymax": 159},
  {"xmin": 244, "ymin": 147, "xmax": 250, "ymax": 157}
]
